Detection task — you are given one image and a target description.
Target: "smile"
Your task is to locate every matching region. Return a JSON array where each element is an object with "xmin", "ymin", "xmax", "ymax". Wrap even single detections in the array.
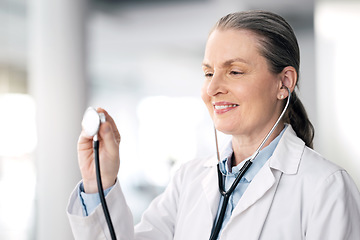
[
  {"xmin": 212, "ymin": 102, "xmax": 239, "ymax": 114},
  {"xmin": 214, "ymin": 104, "xmax": 237, "ymax": 110}
]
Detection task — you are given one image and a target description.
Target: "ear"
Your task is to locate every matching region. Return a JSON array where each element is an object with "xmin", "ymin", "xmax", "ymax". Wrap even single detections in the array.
[{"xmin": 277, "ymin": 66, "xmax": 297, "ymax": 100}]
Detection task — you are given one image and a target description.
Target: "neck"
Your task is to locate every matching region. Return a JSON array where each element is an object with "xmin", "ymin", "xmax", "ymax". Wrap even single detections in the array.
[{"xmin": 231, "ymin": 122, "xmax": 285, "ymax": 166}]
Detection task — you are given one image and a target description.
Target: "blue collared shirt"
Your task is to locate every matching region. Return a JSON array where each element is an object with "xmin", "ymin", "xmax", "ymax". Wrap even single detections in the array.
[{"xmin": 213, "ymin": 126, "xmax": 286, "ymax": 238}]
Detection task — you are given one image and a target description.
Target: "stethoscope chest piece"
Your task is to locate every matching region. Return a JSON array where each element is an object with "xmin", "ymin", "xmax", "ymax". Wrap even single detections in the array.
[{"xmin": 82, "ymin": 107, "xmax": 106, "ymax": 137}]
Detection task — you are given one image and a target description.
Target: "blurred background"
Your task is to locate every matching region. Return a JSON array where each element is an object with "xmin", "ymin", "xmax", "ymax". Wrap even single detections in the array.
[{"xmin": 0, "ymin": 0, "xmax": 359, "ymax": 239}]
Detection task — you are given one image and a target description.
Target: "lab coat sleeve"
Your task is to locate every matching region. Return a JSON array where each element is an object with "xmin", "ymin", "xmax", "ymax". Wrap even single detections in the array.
[
  {"xmin": 67, "ymin": 167, "xmax": 183, "ymax": 240},
  {"xmin": 306, "ymin": 170, "xmax": 360, "ymax": 240},
  {"xmin": 67, "ymin": 180, "xmax": 135, "ymax": 240}
]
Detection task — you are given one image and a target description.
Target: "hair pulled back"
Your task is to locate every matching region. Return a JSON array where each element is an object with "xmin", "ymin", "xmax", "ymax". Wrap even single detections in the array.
[{"xmin": 213, "ymin": 10, "xmax": 314, "ymax": 148}]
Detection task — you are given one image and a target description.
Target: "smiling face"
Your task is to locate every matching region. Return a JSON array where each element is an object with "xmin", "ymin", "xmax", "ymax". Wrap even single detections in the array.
[{"xmin": 201, "ymin": 29, "xmax": 285, "ymax": 140}]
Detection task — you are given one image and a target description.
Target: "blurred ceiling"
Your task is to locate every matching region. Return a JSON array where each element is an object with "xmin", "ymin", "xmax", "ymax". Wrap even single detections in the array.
[
  {"xmin": 0, "ymin": 0, "xmax": 313, "ymax": 77},
  {"xmin": 91, "ymin": 0, "xmax": 313, "ymax": 14}
]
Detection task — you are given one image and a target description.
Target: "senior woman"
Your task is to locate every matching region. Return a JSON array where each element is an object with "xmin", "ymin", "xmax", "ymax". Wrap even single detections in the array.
[{"xmin": 67, "ymin": 11, "xmax": 360, "ymax": 239}]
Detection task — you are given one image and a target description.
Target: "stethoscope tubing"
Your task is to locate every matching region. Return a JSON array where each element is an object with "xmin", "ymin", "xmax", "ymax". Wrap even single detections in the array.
[
  {"xmin": 94, "ymin": 138, "xmax": 117, "ymax": 240},
  {"xmin": 210, "ymin": 160, "xmax": 253, "ymax": 240}
]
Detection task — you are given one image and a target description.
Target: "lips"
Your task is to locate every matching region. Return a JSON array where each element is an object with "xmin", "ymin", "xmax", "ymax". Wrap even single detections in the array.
[{"xmin": 213, "ymin": 101, "xmax": 239, "ymax": 114}]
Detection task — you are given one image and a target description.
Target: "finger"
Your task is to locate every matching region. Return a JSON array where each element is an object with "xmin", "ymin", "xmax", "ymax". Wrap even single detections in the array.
[{"xmin": 77, "ymin": 130, "xmax": 94, "ymax": 151}]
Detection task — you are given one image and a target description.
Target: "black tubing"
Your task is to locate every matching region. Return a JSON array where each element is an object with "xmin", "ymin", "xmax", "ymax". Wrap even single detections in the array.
[
  {"xmin": 210, "ymin": 160, "xmax": 252, "ymax": 240},
  {"xmin": 94, "ymin": 140, "xmax": 117, "ymax": 240}
]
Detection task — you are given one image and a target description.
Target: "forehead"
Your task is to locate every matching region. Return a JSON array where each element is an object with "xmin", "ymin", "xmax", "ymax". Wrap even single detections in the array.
[{"xmin": 203, "ymin": 29, "xmax": 264, "ymax": 66}]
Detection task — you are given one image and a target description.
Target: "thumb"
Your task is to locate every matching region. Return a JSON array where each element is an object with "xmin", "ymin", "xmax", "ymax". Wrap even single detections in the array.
[{"xmin": 98, "ymin": 122, "xmax": 119, "ymax": 152}]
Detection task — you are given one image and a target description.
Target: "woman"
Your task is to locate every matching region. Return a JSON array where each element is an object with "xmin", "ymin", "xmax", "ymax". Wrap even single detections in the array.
[{"xmin": 67, "ymin": 11, "xmax": 360, "ymax": 239}]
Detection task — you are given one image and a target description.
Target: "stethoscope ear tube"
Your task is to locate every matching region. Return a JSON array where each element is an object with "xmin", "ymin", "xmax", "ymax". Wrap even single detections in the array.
[{"xmin": 210, "ymin": 87, "xmax": 291, "ymax": 240}]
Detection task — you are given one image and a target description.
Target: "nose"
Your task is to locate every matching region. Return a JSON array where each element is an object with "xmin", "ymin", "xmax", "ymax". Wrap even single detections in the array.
[{"xmin": 206, "ymin": 73, "xmax": 227, "ymax": 96}]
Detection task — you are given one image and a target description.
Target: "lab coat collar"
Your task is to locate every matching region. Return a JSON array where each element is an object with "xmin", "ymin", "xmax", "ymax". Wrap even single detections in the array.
[
  {"xmin": 201, "ymin": 125, "xmax": 305, "ymax": 236},
  {"xmin": 268, "ymin": 125, "xmax": 304, "ymax": 175},
  {"xmin": 229, "ymin": 126, "xmax": 305, "ymax": 234}
]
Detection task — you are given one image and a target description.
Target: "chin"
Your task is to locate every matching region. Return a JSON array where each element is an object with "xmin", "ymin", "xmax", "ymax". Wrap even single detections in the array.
[{"xmin": 214, "ymin": 121, "xmax": 240, "ymax": 135}]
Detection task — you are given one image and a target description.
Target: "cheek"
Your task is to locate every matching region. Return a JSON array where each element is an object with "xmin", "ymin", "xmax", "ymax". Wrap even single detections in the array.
[
  {"xmin": 200, "ymin": 82, "xmax": 214, "ymax": 116},
  {"xmin": 200, "ymin": 81, "xmax": 210, "ymax": 104}
]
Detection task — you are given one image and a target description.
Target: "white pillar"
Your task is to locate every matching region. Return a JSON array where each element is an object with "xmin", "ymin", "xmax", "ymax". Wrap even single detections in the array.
[
  {"xmin": 28, "ymin": 0, "xmax": 87, "ymax": 239},
  {"xmin": 315, "ymin": 1, "xmax": 360, "ymax": 189}
]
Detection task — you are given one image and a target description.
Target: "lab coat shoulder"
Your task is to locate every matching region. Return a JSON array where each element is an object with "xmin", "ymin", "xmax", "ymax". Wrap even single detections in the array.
[
  {"xmin": 262, "ymin": 126, "xmax": 360, "ymax": 239},
  {"xmin": 299, "ymin": 148, "xmax": 360, "ymax": 239}
]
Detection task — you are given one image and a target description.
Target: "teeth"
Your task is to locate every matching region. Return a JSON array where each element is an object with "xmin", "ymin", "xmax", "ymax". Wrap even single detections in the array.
[{"xmin": 214, "ymin": 104, "xmax": 237, "ymax": 110}]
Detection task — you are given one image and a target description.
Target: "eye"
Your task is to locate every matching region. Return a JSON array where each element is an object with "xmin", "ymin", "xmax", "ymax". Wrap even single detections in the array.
[
  {"xmin": 204, "ymin": 72, "xmax": 214, "ymax": 78},
  {"xmin": 230, "ymin": 70, "xmax": 243, "ymax": 75}
]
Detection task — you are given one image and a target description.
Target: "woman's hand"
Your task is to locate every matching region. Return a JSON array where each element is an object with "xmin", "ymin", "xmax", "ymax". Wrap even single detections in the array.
[{"xmin": 77, "ymin": 108, "xmax": 121, "ymax": 193}]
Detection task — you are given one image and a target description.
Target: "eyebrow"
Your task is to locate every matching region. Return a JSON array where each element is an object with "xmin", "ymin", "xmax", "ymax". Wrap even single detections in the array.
[{"xmin": 202, "ymin": 58, "xmax": 249, "ymax": 68}]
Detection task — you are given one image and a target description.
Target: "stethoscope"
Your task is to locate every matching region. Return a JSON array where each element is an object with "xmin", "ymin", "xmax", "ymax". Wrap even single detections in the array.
[
  {"xmin": 82, "ymin": 107, "xmax": 117, "ymax": 240},
  {"xmin": 209, "ymin": 87, "xmax": 291, "ymax": 240},
  {"xmin": 81, "ymin": 88, "xmax": 291, "ymax": 240}
]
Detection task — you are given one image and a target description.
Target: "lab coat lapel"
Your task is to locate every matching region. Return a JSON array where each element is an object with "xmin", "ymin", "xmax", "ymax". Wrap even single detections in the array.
[
  {"xmin": 231, "ymin": 125, "xmax": 302, "ymax": 217},
  {"xmin": 231, "ymin": 161, "xmax": 281, "ymax": 217},
  {"xmin": 202, "ymin": 158, "xmax": 221, "ymax": 222},
  {"xmin": 224, "ymin": 125, "xmax": 303, "ymax": 238},
  {"xmin": 221, "ymin": 165, "xmax": 282, "ymax": 240}
]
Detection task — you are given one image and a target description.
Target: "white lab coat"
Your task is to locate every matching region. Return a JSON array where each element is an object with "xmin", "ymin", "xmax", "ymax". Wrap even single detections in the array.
[{"xmin": 67, "ymin": 126, "xmax": 360, "ymax": 239}]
